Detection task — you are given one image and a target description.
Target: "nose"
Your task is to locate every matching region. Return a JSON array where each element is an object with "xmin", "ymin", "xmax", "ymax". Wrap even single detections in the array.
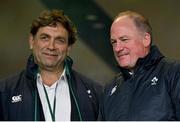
[
  {"xmin": 47, "ymin": 40, "xmax": 56, "ymax": 50},
  {"xmin": 114, "ymin": 41, "xmax": 124, "ymax": 52}
]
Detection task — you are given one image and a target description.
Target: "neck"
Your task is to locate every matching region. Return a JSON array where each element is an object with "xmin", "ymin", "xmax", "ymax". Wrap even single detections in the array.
[{"xmin": 40, "ymin": 69, "xmax": 64, "ymax": 87}]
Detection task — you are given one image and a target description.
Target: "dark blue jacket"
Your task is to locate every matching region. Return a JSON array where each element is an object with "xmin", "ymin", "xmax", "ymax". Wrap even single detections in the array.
[
  {"xmin": 0, "ymin": 55, "xmax": 101, "ymax": 121},
  {"xmin": 101, "ymin": 46, "xmax": 180, "ymax": 120}
]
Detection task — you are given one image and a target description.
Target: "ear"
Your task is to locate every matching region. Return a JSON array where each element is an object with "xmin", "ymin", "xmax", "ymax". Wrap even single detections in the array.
[
  {"xmin": 29, "ymin": 34, "xmax": 34, "ymax": 49},
  {"xmin": 143, "ymin": 32, "xmax": 151, "ymax": 47}
]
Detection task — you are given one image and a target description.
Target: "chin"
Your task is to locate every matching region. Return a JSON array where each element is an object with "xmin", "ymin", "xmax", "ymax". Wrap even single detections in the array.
[{"xmin": 118, "ymin": 62, "xmax": 130, "ymax": 68}]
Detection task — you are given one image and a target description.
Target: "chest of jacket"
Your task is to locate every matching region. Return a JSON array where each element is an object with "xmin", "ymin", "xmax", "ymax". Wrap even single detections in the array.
[
  {"xmin": 0, "ymin": 71, "xmax": 99, "ymax": 121},
  {"xmin": 104, "ymin": 61, "xmax": 175, "ymax": 120}
]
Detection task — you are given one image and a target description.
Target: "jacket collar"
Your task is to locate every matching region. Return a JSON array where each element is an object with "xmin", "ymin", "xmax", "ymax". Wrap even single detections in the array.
[
  {"xmin": 25, "ymin": 54, "xmax": 74, "ymax": 85},
  {"xmin": 119, "ymin": 45, "xmax": 164, "ymax": 79},
  {"xmin": 25, "ymin": 54, "xmax": 74, "ymax": 76},
  {"xmin": 25, "ymin": 54, "xmax": 38, "ymax": 80},
  {"xmin": 137, "ymin": 45, "xmax": 164, "ymax": 69},
  {"xmin": 25, "ymin": 55, "xmax": 81, "ymax": 120}
]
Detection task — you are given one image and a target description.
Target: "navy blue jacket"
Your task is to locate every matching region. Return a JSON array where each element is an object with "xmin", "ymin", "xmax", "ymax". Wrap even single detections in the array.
[
  {"xmin": 101, "ymin": 46, "xmax": 180, "ymax": 120},
  {"xmin": 0, "ymin": 55, "xmax": 101, "ymax": 121}
]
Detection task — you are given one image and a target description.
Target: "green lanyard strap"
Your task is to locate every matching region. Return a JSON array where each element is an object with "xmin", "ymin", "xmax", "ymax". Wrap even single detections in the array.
[
  {"xmin": 34, "ymin": 90, "xmax": 38, "ymax": 121},
  {"xmin": 43, "ymin": 84, "xmax": 58, "ymax": 121}
]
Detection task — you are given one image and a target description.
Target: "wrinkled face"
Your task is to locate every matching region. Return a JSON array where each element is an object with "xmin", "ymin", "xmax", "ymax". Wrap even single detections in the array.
[
  {"xmin": 110, "ymin": 16, "xmax": 150, "ymax": 70},
  {"xmin": 29, "ymin": 24, "xmax": 71, "ymax": 71}
]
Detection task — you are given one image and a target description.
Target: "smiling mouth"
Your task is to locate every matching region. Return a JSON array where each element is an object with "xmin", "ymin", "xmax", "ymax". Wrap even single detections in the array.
[
  {"xmin": 43, "ymin": 52, "xmax": 58, "ymax": 57},
  {"xmin": 117, "ymin": 53, "xmax": 128, "ymax": 57}
]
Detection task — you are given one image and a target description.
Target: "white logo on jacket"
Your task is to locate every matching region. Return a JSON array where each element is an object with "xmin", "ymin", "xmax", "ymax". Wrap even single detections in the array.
[
  {"xmin": 87, "ymin": 89, "xmax": 92, "ymax": 98},
  {"xmin": 151, "ymin": 77, "xmax": 158, "ymax": 85},
  {"xmin": 110, "ymin": 85, "xmax": 117, "ymax": 96},
  {"xmin": 11, "ymin": 95, "xmax": 22, "ymax": 103}
]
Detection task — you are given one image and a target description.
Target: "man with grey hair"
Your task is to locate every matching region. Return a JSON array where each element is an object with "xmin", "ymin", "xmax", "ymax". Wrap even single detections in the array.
[{"xmin": 101, "ymin": 10, "xmax": 180, "ymax": 120}]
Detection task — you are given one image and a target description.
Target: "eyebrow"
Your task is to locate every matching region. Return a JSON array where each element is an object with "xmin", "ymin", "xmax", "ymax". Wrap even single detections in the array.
[
  {"xmin": 55, "ymin": 36, "xmax": 67, "ymax": 41},
  {"xmin": 39, "ymin": 33, "xmax": 67, "ymax": 40},
  {"xmin": 39, "ymin": 33, "xmax": 50, "ymax": 37},
  {"xmin": 111, "ymin": 35, "xmax": 128, "ymax": 40},
  {"xmin": 119, "ymin": 35, "xmax": 128, "ymax": 39}
]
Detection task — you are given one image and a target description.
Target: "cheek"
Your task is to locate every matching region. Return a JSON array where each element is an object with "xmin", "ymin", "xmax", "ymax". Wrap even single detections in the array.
[
  {"xmin": 57, "ymin": 46, "xmax": 69, "ymax": 54},
  {"xmin": 33, "ymin": 45, "xmax": 42, "ymax": 53},
  {"xmin": 129, "ymin": 46, "xmax": 144, "ymax": 62},
  {"xmin": 33, "ymin": 41, "xmax": 43, "ymax": 49},
  {"xmin": 130, "ymin": 48, "xmax": 140, "ymax": 59}
]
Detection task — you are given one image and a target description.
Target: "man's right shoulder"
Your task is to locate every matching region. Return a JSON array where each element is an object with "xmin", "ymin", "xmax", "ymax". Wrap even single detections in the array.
[{"xmin": 0, "ymin": 70, "xmax": 26, "ymax": 91}]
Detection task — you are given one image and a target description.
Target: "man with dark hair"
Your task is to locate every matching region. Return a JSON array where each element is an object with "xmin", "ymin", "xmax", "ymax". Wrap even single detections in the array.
[
  {"xmin": 101, "ymin": 10, "xmax": 180, "ymax": 120},
  {"xmin": 0, "ymin": 9, "xmax": 101, "ymax": 121}
]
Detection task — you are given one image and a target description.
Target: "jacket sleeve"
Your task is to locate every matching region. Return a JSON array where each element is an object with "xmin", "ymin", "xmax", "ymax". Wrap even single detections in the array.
[
  {"xmin": 98, "ymin": 80, "xmax": 117, "ymax": 121},
  {"xmin": 169, "ymin": 61, "xmax": 180, "ymax": 120},
  {"xmin": 98, "ymin": 86, "xmax": 112, "ymax": 121},
  {"xmin": 0, "ymin": 92, "xmax": 3, "ymax": 120},
  {"xmin": 0, "ymin": 79, "xmax": 5, "ymax": 121},
  {"xmin": 97, "ymin": 86, "xmax": 105, "ymax": 121}
]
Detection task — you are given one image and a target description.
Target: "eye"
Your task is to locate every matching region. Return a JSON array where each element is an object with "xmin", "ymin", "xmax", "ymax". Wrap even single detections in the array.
[
  {"xmin": 110, "ymin": 39, "xmax": 116, "ymax": 45},
  {"xmin": 121, "ymin": 38, "xmax": 128, "ymax": 42},
  {"xmin": 40, "ymin": 35, "xmax": 49, "ymax": 41},
  {"xmin": 55, "ymin": 38, "xmax": 67, "ymax": 44}
]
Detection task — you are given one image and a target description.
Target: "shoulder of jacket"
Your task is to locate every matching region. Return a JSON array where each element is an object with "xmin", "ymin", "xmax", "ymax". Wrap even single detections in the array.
[
  {"xmin": 72, "ymin": 70, "xmax": 103, "ymax": 96},
  {"xmin": 103, "ymin": 77, "xmax": 117, "ymax": 94},
  {"xmin": 0, "ymin": 70, "xmax": 26, "ymax": 92},
  {"xmin": 160, "ymin": 58, "xmax": 180, "ymax": 89},
  {"xmin": 161, "ymin": 57, "xmax": 180, "ymax": 72},
  {"xmin": 73, "ymin": 70, "xmax": 101, "ymax": 87}
]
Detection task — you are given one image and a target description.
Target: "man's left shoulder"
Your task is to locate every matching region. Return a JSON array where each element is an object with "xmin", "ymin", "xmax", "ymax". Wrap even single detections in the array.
[
  {"xmin": 72, "ymin": 70, "xmax": 99, "ymax": 84},
  {"xmin": 162, "ymin": 57, "xmax": 180, "ymax": 70},
  {"xmin": 72, "ymin": 70, "xmax": 103, "ymax": 93}
]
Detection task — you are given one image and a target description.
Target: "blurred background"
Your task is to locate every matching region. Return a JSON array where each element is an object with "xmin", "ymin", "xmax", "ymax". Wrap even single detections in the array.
[{"xmin": 0, "ymin": 0, "xmax": 179, "ymax": 86}]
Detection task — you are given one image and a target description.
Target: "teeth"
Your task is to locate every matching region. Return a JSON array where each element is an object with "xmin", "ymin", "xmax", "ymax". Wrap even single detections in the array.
[{"xmin": 45, "ymin": 53, "xmax": 57, "ymax": 56}]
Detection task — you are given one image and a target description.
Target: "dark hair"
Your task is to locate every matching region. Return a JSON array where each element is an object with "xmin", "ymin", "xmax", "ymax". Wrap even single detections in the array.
[
  {"xmin": 115, "ymin": 10, "xmax": 152, "ymax": 38},
  {"xmin": 30, "ymin": 9, "xmax": 77, "ymax": 45}
]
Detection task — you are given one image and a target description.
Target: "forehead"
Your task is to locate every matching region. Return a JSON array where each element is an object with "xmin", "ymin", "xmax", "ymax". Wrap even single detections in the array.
[
  {"xmin": 110, "ymin": 16, "xmax": 140, "ymax": 37},
  {"xmin": 111, "ymin": 16, "xmax": 136, "ymax": 30},
  {"xmin": 37, "ymin": 24, "xmax": 68, "ymax": 36}
]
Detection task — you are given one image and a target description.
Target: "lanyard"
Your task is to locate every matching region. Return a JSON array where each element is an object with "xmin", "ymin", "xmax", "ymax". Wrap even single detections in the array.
[{"xmin": 43, "ymin": 83, "xmax": 58, "ymax": 121}]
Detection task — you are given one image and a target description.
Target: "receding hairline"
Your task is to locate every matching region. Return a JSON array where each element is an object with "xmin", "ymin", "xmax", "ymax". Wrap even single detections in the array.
[{"xmin": 112, "ymin": 11, "xmax": 152, "ymax": 36}]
